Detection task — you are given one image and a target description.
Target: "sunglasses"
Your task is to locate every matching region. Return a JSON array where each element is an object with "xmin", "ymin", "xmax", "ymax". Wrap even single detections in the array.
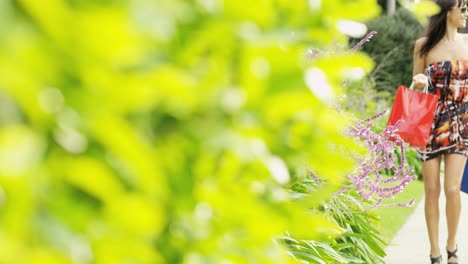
[{"xmin": 455, "ymin": 6, "xmax": 468, "ymax": 13}]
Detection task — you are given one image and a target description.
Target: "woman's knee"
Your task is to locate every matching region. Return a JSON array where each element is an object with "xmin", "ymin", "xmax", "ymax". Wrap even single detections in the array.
[
  {"xmin": 444, "ymin": 184, "xmax": 461, "ymax": 198},
  {"xmin": 425, "ymin": 185, "xmax": 441, "ymax": 199}
]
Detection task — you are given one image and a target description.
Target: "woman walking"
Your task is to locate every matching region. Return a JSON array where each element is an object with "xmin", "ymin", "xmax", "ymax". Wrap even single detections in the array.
[{"xmin": 412, "ymin": 0, "xmax": 468, "ymax": 263}]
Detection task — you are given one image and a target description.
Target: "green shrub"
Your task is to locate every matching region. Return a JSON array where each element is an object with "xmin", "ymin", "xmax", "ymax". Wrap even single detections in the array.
[
  {"xmin": 285, "ymin": 175, "xmax": 386, "ymax": 264},
  {"xmin": 283, "ymin": 110, "xmax": 421, "ymax": 263},
  {"xmin": 351, "ymin": 8, "xmax": 423, "ymax": 96},
  {"xmin": 0, "ymin": 0, "xmax": 382, "ymax": 263}
]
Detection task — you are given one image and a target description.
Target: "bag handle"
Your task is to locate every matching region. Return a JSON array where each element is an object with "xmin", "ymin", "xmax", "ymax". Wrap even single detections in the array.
[{"xmin": 409, "ymin": 80, "xmax": 429, "ymax": 93}]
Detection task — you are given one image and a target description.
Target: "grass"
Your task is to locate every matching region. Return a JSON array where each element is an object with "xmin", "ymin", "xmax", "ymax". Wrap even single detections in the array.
[{"xmin": 373, "ymin": 178, "xmax": 425, "ymax": 243}]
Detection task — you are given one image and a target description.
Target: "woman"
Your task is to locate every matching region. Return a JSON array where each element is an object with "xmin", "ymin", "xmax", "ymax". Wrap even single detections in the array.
[{"xmin": 413, "ymin": 0, "xmax": 468, "ymax": 263}]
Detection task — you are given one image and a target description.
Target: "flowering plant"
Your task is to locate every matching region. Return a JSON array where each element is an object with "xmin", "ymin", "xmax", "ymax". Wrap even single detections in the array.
[
  {"xmin": 308, "ymin": 30, "xmax": 417, "ymax": 209},
  {"xmin": 343, "ymin": 110, "xmax": 416, "ymax": 209}
]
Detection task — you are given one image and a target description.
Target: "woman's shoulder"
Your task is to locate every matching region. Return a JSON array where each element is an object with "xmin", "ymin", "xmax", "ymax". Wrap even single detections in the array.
[
  {"xmin": 415, "ymin": 37, "xmax": 427, "ymax": 47},
  {"xmin": 413, "ymin": 37, "xmax": 427, "ymax": 59}
]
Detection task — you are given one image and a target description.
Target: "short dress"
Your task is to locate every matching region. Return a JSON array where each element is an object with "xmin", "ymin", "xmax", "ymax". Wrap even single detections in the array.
[{"xmin": 417, "ymin": 60, "xmax": 468, "ymax": 161}]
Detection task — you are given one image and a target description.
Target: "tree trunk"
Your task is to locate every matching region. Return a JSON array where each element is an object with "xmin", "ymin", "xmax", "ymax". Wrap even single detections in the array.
[{"xmin": 387, "ymin": 0, "xmax": 396, "ymax": 15}]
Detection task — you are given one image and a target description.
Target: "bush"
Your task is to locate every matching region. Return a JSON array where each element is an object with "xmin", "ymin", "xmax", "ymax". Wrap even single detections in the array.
[
  {"xmin": 346, "ymin": 9, "xmax": 425, "ymax": 181},
  {"xmin": 351, "ymin": 8, "xmax": 423, "ymax": 96},
  {"xmin": 0, "ymin": 0, "xmax": 381, "ymax": 263},
  {"xmin": 284, "ymin": 110, "xmax": 417, "ymax": 263},
  {"xmin": 285, "ymin": 178, "xmax": 387, "ymax": 264}
]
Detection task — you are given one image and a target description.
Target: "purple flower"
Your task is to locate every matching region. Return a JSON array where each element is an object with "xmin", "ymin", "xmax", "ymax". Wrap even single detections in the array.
[
  {"xmin": 305, "ymin": 30, "xmax": 416, "ymax": 210},
  {"xmin": 350, "ymin": 31, "xmax": 377, "ymax": 51},
  {"xmin": 343, "ymin": 110, "xmax": 417, "ymax": 210}
]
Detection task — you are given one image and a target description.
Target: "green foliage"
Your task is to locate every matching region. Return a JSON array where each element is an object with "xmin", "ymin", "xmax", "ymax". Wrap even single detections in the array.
[
  {"xmin": 0, "ymin": 0, "xmax": 381, "ymax": 263},
  {"xmin": 341, "ymin": 77, "xmax": 389, "ymax": 120},
  {"xmin": 406, "ymin": 149, "xmax": 423, "ymax": 181},
  {"xmin": 351, "ymin": 8, "xmax": 423, "ymax": 96},
  {"xmin": 285, "ymin": 176, "xmax": 386, "ymax": 264},
  {"xmin": 345, "ymin": 4, "xmax": 430, "ymax": 184}
]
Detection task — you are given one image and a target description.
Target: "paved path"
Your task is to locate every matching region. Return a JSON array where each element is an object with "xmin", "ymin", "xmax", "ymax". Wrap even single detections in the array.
[{"xmin": 385, "ymin": 191, "xmax": 468, "ymax": 263}]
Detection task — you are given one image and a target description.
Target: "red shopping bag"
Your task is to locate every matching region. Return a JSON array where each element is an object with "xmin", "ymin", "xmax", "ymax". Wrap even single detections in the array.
[{"xmin": 387, "ymin": 85, "xmax": 439, "ymax": 148}]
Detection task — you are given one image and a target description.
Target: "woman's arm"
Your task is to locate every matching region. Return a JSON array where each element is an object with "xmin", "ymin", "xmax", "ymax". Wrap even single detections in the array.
[{"xmin": 412, "ymin": 37, "xmax": 429, "ymax": 90}]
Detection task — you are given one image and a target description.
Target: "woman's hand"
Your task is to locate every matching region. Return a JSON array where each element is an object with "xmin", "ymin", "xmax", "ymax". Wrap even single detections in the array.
[{"xmin": 412, "ymin": 73, "xmax": 428, "ymax": 90}]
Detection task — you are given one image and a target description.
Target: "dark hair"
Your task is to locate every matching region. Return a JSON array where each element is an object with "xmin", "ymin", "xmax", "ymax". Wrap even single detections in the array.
[{"xmin": 419, "ymin": 0, "xmax": 465, "ymax": 57}]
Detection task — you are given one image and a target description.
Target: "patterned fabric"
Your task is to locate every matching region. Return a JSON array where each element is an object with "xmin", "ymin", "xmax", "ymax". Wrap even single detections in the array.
[{"xmin": 417, "ymin": 60, "xmax": 468, "ymax": 161}]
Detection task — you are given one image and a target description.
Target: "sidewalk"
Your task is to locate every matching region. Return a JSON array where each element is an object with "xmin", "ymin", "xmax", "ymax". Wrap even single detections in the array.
[{"xmin": 385, "ymin": 191, "xmax": 468, "ymax": 263}]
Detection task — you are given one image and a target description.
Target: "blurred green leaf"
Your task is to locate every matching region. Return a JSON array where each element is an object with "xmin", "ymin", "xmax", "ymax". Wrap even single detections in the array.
[{"xmin": 0, "ymin": 0, "xmax": 381, "ymax": 262}]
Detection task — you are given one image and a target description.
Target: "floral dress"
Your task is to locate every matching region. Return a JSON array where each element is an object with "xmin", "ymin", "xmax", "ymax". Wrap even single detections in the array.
[{"xmin": 417, "ymin": 60, "xmax": 468, "ymax": 161}]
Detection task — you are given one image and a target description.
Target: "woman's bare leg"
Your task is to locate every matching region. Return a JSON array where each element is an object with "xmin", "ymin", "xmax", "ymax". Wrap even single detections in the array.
[
  {"xmin": 443, "ymin": 153, "xmax": 466, "ymax": 262},
  {"xmin": 422, "ymin": 156, "xmax": 442, "ymax": 259}
]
